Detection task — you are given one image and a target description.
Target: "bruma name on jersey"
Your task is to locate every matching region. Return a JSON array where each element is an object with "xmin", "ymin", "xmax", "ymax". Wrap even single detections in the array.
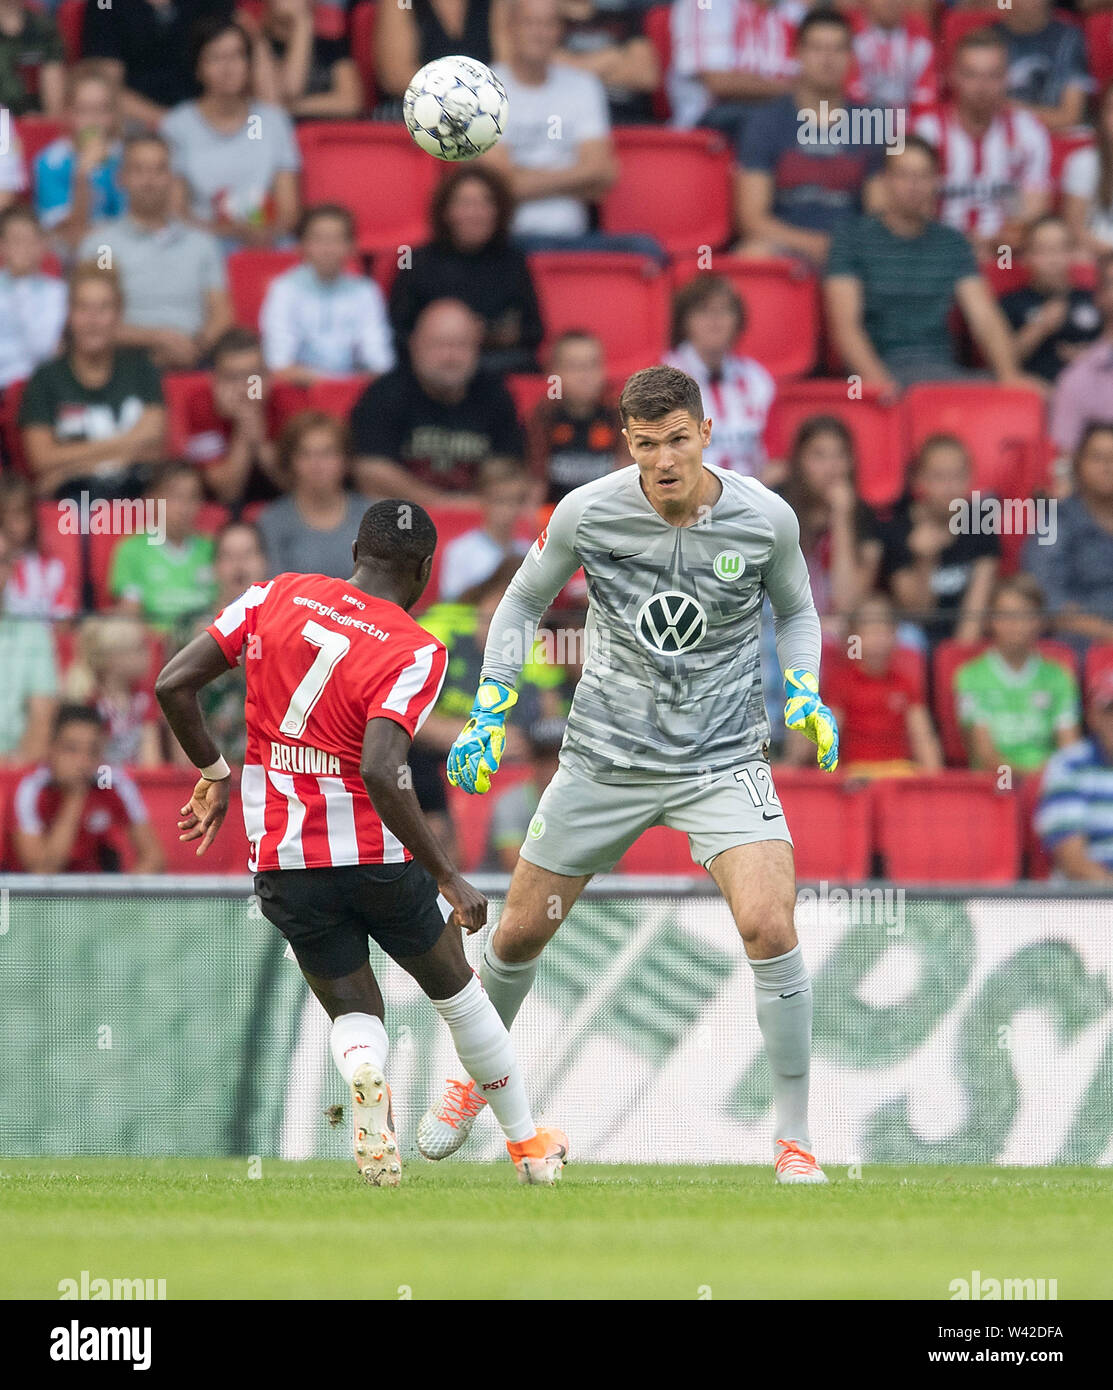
[
  {"xmin": 206, "ymin": 572, "xmax": 448, "ymax": 871},
  {"xmin": 481, "ymin": 465, "xmax": 821, "ymax": 781}
]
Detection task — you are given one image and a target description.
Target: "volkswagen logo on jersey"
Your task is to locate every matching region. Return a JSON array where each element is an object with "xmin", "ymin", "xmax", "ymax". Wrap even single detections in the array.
[{"xmin": 635, "ymin": 590, "xmax": 707, "ymax": 654}]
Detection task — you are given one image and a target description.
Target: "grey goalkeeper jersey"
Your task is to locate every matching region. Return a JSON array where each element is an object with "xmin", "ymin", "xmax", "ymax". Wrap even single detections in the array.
[{"xmin": 482, "ymin": 465, "xmax": 822, "ymax": 782}]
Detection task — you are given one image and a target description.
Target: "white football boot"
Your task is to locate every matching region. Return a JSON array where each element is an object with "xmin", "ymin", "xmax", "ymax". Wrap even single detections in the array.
[
  {"xmin": 351, "ymin": 1063, "xmax": 400, "ymax": 1187},
  {"xmin": 416, "ymin": 1078, "xmax": 487, "ymax": 1159},
  {"xmin": 774, "ymin": 1138, "xmax": 828, "ymax": 1184}
]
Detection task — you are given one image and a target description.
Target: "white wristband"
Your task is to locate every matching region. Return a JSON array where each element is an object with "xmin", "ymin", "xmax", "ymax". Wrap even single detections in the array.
[{"xmin": 200, "ymin": 756, "xmax": 231, "ymax": 782}]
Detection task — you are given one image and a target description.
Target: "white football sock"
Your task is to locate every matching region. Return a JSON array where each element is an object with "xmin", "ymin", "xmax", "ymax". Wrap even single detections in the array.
[
  {"xmin": 479, "ymin": 936, "xmax": 539, "ymax": 1028},
  {"xmin": 329, "ymin": 1012, "xmax": 389, "ymax": 1086},
  {"xmin": 749, "ymin": 945, "xmax": 813, "ymax": 1158},
  {"xmin": 432, "ymin": 975, "xmax": 536, "ymax": 1143}
]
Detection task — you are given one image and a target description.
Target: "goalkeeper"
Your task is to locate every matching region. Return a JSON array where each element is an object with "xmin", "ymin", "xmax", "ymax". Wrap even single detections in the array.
[{"xmin": 423, "ymin": 364, "xmax": 838, "ymax": 1183}]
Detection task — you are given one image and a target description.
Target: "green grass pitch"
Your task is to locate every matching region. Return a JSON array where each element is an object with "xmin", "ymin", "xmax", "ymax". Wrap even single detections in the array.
[{"xmin": 2, "ymin": 1159, "xmax": 1109, "ymax": 1300}]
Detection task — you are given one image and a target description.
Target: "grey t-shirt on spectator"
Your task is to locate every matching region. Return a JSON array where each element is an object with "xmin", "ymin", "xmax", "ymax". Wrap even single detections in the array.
[
  {"xmin": 80, "ymin": 217, "xmax": 226, "ymax": 336},
  {"xmin": 995, "ymin": 19, "xmax": 1090, "ymax": 108},
  {"xmin": 256, "ymin": 494, "xmax": 368, "ymax": 582},
  {"xmin": 160, "ymin": 101, "xmax": 301, "ymax": 223},
  {"xmin": 1022, "ymin": 496, "xmax": 1113, "ymax": 625}
]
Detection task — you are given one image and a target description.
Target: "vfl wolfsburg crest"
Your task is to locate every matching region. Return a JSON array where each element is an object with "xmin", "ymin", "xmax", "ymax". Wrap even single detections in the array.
[
  {"xmin": 636, "ymin": 590, "xmax": 707, "ymax": 653},
  {"xmin": 713, "ymin": 551, "xmax": 744, "ymax": 582}
]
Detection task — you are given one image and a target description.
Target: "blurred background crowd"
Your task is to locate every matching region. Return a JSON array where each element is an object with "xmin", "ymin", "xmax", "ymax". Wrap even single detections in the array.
[{"xmin": 1, "ymin": 0, "xmax": 1112, "ymax": 881}]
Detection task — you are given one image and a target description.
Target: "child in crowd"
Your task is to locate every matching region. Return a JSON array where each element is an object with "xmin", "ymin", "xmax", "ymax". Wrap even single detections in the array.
[
  {"xmin": 528, "ymin": 331, "xmax": 623, "ymax": 506},
  {"xmin": 438, "ymin": 458, "xmax": 533, "ymax": 602},
  {"xmin": 63, "ymin": 614, "xmax": 162, "ymax": 766}
]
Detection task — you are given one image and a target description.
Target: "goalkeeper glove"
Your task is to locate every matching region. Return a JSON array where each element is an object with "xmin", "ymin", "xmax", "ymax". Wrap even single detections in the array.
[
  {"xmin": 446, "ymin": 678, "xmax": 519, "ymax": 794},
  {"xmin": 784, "ymin": 668, "xmax": 840, "ymax": 773}
]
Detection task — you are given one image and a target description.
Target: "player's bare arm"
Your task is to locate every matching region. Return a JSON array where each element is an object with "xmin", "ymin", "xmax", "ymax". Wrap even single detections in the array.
[
  {"xmin": 155, "ymin": 633, "xmax": 235, "ymax": 856},
  {"xmin": 360, "ymin": 716, "xmax": 487, "ymax": 934}
]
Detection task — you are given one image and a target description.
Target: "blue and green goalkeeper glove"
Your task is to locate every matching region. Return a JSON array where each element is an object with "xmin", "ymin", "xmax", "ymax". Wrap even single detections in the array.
[
  {"xmin": 784, "ymin": 668, "xmax": 840, "ymax": 773},
  {"xmin": 446, "ymin": 679, "xmax": 519, "ymax": 794}
]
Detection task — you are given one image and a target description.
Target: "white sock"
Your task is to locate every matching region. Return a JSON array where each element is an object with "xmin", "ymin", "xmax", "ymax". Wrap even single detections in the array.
[
  {"xmin": 749, "ymin": 945, "xmax": 813, "ymax": 1158},
  {"xmin": 479, "ymin": 937, "xmax": 539, "ymax": 1029},
  {"xmin": 432, "ymin": 975, "xmax": 536, "ymax": 1143},
  {"xmin": 329, "ymin": 1012, "xmax": 389, "ymax": 1086}
]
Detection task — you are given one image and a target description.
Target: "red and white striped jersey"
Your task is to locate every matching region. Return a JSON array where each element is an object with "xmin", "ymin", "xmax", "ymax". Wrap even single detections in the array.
[
  {"xmin": 669, "ymin": 0, "xmax": 803, "ymax": 128},
  {"xmin": 206, "ymin": 572, "xmax": 448, "ymax": 872},
  {"xmin": 662, "ymin": 342, "xmax": 775, "ymax": 477},
  {"xmin": 913, "ymin": 103, "xmax": 1051, "ymax": 240},
  {"xmin": 848, "ymin": 17, "xmax": 937, "ymax": 110}
]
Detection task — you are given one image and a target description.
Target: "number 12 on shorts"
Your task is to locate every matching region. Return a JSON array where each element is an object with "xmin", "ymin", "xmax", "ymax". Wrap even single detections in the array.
[{"xmin": 734, "ymin": 764, "xmax": 781, "ymax": 808}]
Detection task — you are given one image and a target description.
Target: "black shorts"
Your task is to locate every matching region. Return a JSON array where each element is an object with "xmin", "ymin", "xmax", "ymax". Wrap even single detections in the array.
[{"xmin": 253, "ymin": 860, "xmax": 447, "ymax": 979}]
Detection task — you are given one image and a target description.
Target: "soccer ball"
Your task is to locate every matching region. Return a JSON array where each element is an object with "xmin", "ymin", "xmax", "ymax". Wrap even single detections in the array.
[{"xmin": 403, "ymin": 55, "xmax": 509, "ymax": 162}]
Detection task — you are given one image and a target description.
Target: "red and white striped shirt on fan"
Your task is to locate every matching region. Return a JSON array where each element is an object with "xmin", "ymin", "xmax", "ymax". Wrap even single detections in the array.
[
  {"xmin": 913, "ymin": 104, "xmax": 1051, "ymax": 239},
  {"xmin": 206, "ymin": 572, "xmax": 448, "ymax": 872},
  {"xmin": 848, "ymin": 16, "xmax": 937, "ymax": 110}
]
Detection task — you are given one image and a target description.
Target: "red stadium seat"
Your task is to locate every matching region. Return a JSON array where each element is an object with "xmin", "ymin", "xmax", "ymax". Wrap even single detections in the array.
[
  {"xmin": 601, "ymin": 128, "xmax": 734, "ymax": 257},
  {"xmin": 349, "ymin": 0, "xmax": 377, "ymax": 111},
  {"xmin": 226, "ymin": 249, "xmax": 300, "ymax": 330},
  {"xmin": 983, "ymin": 256, "xmax": 1096, "ymax": 299},
  {"xmin": 902, "ymin": 382, "xmax": 1048, "ymax": 500},
  {"xmin": 1084, "ymin": 643, "xmax": 1113, "ymax": 698},
  {"xmin": 162, "ymin": 372, "xmax": 213, "ymax": 456},
  {"xmin": 13, "ymin": 115, "xmax": 67, "ymax": 170},
  {"xmin": 643, "ymin": 4, "xmax": 673, "ymax": 122},
  {"xmin": 415, "ymin": 504, "xmax": 487, "ymax": 611},
  {"xmin": 1017, "ymin": 769, "xmax": 1052, "ymax": 880},
  {"xmin": 56, "ymin": 0, "xmax": 85, "ymax": 62},
  {"xmin": 1085, "ymin": 13, "xmax": 1113, "ymax": 91},
  {"xmin": 305, "ymin": 375, "xmax": 373, "ymax": 422},
  {"xmin": 505, "ymin": 373, "xmax": 549, "ymax": 423},
  {"xmin": 34, "ymin": 501, "xmax": 81, "ymax": 615},
  {"xmin": 873, "ymin": 773, "xmax": 1021, "ymax": 882},
  {"xmin": 129, "ymin": 768, "xmax": 248, "ymax": 874},
  {"xmin": 296, "ymin": 122, "xmax": 439, "ymax": 254},
  {"xmin": 674, "ymin": 257, "xmax": 820, "ymax": 381},
  {"xmin": 529, "ymin": 252, "xmax": 669, "ymax": 379},
  {"xmin": 763, "ymin": 380, "xmax": 907, "ymax": 506},
  {"xmin": 933, "ymin": 639, "xmax": 1079, "ymax": 767},
  {"xmin": 0, "ymin": 378, "xmax": 29, "ymax": 476},
  {"xmin": 775, "ymin": 770, "xmax": 873, "ymax": 880},
  {"xmin": 615, "ymin": 825, "xmax": 706, "ymax": 876},
  {"xmin": 88, "ymin": 528, "xmax": 124, "ymax": 611}
]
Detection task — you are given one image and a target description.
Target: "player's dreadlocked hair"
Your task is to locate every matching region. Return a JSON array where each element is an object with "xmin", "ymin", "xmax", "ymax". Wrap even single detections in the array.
[
  {"xmin": 355, "ymin": 500, "xmax": 438, "ymax": 571},
  {"xmin": 618, "ymin": 364, "xmax": 704, "ymax": 427}
]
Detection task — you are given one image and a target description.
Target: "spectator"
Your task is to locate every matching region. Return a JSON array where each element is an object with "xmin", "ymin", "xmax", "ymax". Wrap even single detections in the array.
[
  {"xmin": 170, "ymin": 519, "xmax": 268, "ymax": 767},
  {"xmin": 255, "ymin": 0, "xmax": 363, "ymax": 119},
  {"xmin": 489, "ymin": 0, "xmax": 662, "ymax": 256},
  {"xmin": 19, "ymin": 263, "xmax": 166, "ymax": 504},
  {"xmin": 955, "ymin": 574, "xmax": 1080, "ymax": 774},
  {"xmin": 820, "ymin": 592, "xmax": 942, "ymax": 775},
  {"xmin": 1024, "ymin": 422, "xmax": 1113, "ymax": 652},
  {"xmin": 776, "ymin": 415, "xmax": 881, "ymax": 628},
  {"xmin": 486, "ymin": 715, "xmax": 564, "ymax": 869},
  {"xmin": 557, "ymin": 0, "xmax": 660, "ymax": 126},
  {"xmin": 82, "ymin": 0, "xmax": 235, "ymax": 130},
  {"xmin": 528, "ymin": 329, "xmax": 622, "ymax": 503},
  {"xmin": 7, "ymin": 703, "xmax": 164, "ymax": 873},
  {"xmin": 261, "ymin": 203, "xmax": 394, "ymax": 384},
  {"xmin": 1049, "ymin": 255, "xmax": 1113, "ymax": 458},
  {"xmin": 0, "ymin": 205, "xmax": 67, "ymax": 389},
  {"xmin": 79, "ymin": 134, "xmax": 233, "ymax": 373},
  {"xmin": 0, "ymin": 474, "xmax": 76, "ymax": 619},
  {"xmin": 33, "ymin": 62, "xmax": 125, "ymax": 254},
  {"xmin": 0, "ymin": 121, "xmax": 27, "ymax": 214},
  {"xmin": 163, "ymin": 18, "xmax": 301, "ymax": 251},
  {"xmin": 994, "ymin": 0, "xmax": 1089, "ymax": 133},
  {"xmin": 0, "ymin": 529, "xmax": 58, "ymax": 766},
  {"xmin": 256, "ymin": 411, "xmax": 366, "ymax": 579},
  {"xmin": 825, "ymin": 136, "xmax": 1032, "ymax": 392},
  {"xmin": 847, "ymin": 0, "xmax": 936, "ymax": 112},
  {"xmin": 914, "ymin": 29, "xmax": 1051, "ymax": 261},
  {"xmin": 351, "ymin": 299, "xmax": 524, "ymax": 507},
  {"xmin": 62, "ymin": 615, "xmax": 163, "ymax": 766},
  {"xmin": 439, "ymin": 458, "xmax": 533, "ymax": 601},
  {"xmin": 184, "ymin": 326, "xmax": 285, "ymax": 510},
  {"xmin": 1035, "ymin": 668, "xmax": 1113, "ymax": 881},
  {"xmin": 668, "ymin": 0, "xmax": 799, "ymax": 140},
  {"xmin": 736, "ymin": 8, "xmax": 887, "ymax": 267},
  {"xmin": 109, "ymin": 461, "xmax": 217, "ymax": 633},
  {"xmin": 663, "ymin": 273, "xmax": 775, "ymax": 478},
  {"xmin": 0, "ymin": 0, "xmax": 65, "ymax": 116},
  {"xmin": 374, "ymin": 0, "xmax": 506, "ymax": 109},
  {"xmin": 1062, "ymin": 85, "xmax": 1113, "ymax": 259},
  {"xmin": 877, "ymin": 434, "xmax": 1000, "ymax": 647},
  {"xmin": 388, "ymin": 165, "xmax": 543, "ymax": 376},
  {"xmin": 1000, "ymin": 215, "xmax": 1102, "ymax": 385}
]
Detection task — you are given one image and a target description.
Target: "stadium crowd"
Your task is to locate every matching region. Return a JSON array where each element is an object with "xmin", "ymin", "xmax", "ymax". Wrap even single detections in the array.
[{"xmin": 0, "ymin": 0, "xmax": 1112, "ymax": 880}]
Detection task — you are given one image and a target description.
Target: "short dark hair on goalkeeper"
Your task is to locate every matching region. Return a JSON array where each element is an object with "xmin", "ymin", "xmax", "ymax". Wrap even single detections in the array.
[
  {"xmin": 355, "ymin": 500, "xmax": 438, "ymax": 571},
  {"xmin": 619, "ymin": 364, "xmax": 705, "ymax": 427}
]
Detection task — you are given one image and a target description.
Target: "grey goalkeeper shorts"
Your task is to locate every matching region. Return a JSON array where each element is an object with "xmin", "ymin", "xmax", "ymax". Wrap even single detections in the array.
[{"xmin": 516, "ymin": 755, "xmax": 794, "ymax": 878}]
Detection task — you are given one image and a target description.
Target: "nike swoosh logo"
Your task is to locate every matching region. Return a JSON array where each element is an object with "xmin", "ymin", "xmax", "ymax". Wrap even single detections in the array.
[
  {"xmin": 779, "ymin": 990, "xmax": 805, "ymax": 999},
  {"xmin": 609, "ymin": 549, "xmax": 641, "ymax": 561},
  {"xmin": 762, "ymin": 810, "xmax": 782, "ymax": 821}
]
